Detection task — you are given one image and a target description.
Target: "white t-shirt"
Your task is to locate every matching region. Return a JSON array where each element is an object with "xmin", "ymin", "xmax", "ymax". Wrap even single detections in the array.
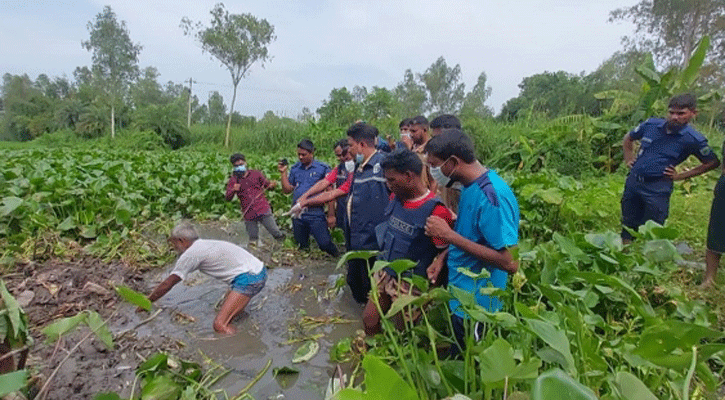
[{"xmin": 171, "ymin": 239, "xmax": 264, "ymax": 283}]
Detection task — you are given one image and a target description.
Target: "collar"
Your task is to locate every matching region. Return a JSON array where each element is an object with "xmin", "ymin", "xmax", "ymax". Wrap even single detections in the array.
[
  {"xmin": 657, "ymin": 119, "xmax": 687, "ymax": 136},
  {"xmin": 359, "ymin": 150, "xmax": 379, "ymax": 170}
]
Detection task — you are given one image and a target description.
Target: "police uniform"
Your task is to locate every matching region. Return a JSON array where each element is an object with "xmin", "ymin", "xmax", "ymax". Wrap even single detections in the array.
[
  {"xmin": 621, "ymin": 118, "xmax": 718, "ymax": 240},
  {"xmin": 344, "ymin": 151, "xmax": 391, "ymax": 303},
  {"xmin": 289, "ymin": 160, "xmax": 339, "ymax": 257}
]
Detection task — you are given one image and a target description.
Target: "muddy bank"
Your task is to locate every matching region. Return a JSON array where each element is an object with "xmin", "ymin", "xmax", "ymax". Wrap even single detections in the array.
[{"xmin": 3, "ymin": 222, "xmax": 362, "ymax": 399}]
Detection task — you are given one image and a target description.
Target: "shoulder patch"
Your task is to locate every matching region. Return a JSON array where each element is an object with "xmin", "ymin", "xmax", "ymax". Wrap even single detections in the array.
[
  {"xmin": 634, "ymin": 124, "xmax": 641, "ymax": 133},
  {"xmin": 373, "ymin": 163, "xmax": 381, "ymax": 174},
  {"xmin": 700, "ymin": 146, "xmax": 713, "ymax": 157}
]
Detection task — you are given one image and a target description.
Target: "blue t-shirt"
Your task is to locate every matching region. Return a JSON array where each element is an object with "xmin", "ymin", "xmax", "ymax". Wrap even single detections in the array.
[
  {"xmin": 630, "ymin": 118, "xmax": 717, "ymax": 178},
  {"xmin": 448, "ymin": 170, "xmax": 519, "ymax": 317},
  {"xmin": 289, "ymin": 160, "xmax": 331, "ymax": 215}
]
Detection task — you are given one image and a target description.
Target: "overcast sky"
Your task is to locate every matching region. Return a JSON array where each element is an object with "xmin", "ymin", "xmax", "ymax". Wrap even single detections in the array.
[{"xmin": 1, "ymin": 0, "xmax": 637, "ymax": 118}]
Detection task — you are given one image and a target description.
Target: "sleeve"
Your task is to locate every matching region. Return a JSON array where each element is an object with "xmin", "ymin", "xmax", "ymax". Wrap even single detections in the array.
[
  {"xmin": 325, "ymin": 166, "xmax": 338, "ymax": 184},
  {"xmin": 691, "ymin": 134, "xmax": 718, "ymax": 163},
  {"xmin": 258, "ymin": 171, "xmax": 271, "ymax": 188},
  {"xmin": 170, "ymin": 250, "xmax": 201, "ymax": 281},
  {"xmin": 430, "ymin": 204, "xmax": 454, "ymax": 247},
  {"xmin": 338, "ymin": 172, "xmax": 353, "ymax": 194},
  {"xmin": 629, "ymin": 121, "xmax": 646, "ymax": 140},
  {"xmin": 225, "ymin": 177, "xmax": 237, "ymax": 201}
]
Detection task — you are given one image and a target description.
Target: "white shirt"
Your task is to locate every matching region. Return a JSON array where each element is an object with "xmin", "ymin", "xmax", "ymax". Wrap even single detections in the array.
[{"xmin": 171, "ymin": 239, "xmax": 264, "ymax": 283}]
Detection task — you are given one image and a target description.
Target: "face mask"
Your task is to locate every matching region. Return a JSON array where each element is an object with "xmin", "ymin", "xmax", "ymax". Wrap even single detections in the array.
[
  {"xmin": 344, "ymin": 160, "xmax": 355, "ymax": 173},
  {"xmin": 430, "ymin": 158, "xmax": 456, "ymax": 187},
  {"xmin": 355, "ymin": 153, "xmax": 364, "ymax": 164},
  {"xmin": 450, "ymin": 181, "xmax": 463, "ymax": 191},
  {"xmin": 233, "ymin": 165, "xmax": 246, "ymax": 176}
]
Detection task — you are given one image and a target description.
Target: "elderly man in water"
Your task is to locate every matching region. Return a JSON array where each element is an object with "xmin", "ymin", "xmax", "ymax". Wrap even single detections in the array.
[{"xmin": 144, "ymin": 222, "xmax": 267, "ymax": 334}]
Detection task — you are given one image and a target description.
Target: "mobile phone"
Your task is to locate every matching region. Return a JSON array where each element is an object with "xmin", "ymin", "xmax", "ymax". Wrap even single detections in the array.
[{"xmin": 279, "ymin": 158, "xmax": 289, "ymax": 166}]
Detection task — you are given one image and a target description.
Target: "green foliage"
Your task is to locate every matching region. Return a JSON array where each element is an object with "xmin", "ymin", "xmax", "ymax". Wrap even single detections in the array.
[
  {"xmin": 115, "ymin": 286, "xmax": 152, "ymax": 311},
  {"xmin": 42, "ymin": 310, "xmax": 113, "ymax": 349},
  {"xmin": 0, "ymin": 370, "xmax": 29, "ymax": 397},
  {"xmin": 133, "ymin": 102, "xmax": 188, "ymax": 149},
  {"xmin": 0, "ymin": 280, "xmax": 31, "ymax": 349}
]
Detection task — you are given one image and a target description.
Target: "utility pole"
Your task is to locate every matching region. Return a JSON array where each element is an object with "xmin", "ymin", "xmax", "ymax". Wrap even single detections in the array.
[{"xmin": 187, "ymin": 77, "xmax": 193, "ymax": 128}]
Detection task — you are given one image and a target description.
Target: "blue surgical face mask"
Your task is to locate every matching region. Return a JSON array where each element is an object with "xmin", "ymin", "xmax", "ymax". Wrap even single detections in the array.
[
  {"xmin": 233, "ymin": 165, "xmax": 246, "ymax": 176},
  {"xmin": 344, "ymin": 160, "xmax": 355, "ymax": 172},
  {"xmin": 355, "ymin": 153, "xmax": 364, "ymax": 164}
]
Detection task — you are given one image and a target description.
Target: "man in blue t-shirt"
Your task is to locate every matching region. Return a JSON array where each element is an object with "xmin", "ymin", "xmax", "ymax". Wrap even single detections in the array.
[
  {"xmin": 423, "ymin": 129, "xmax": 519, "ymax": 357},
  {"xmin": 621, "ymin": 94, "xmax": 720, "ymax": 242},
  {"xmin": 279, "ymin": 139, "xmax": 339, "ymax": 257}
]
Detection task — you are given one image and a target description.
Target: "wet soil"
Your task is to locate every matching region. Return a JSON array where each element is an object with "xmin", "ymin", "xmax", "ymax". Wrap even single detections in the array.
[{"xmin": 3, "ymin": 221, "xmax": 362, "ymax": 399}]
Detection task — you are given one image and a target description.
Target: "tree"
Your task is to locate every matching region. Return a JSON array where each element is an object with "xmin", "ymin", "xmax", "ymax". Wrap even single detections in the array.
[
  {"xmin": 609, "ymin": 1, "xmax": 725, "ymax": 77},
  {"xmin": 131, "ymin": 67, "xmax": 165, "ymax": 109},
  {"xmin": 394, "ymin": 69, "xmax": 427, "ymax": 117},
  {"xmin": 418, "ymin": 57, "xmax": 465, "ymax": 114},
  {"xmin": 317, "ymin": 87, "xmax": 361, "ymax": 126},
  {"xmin": 363, "ymin": 87, "xmax": 399, "ymax": 121},
  {"xmin": 181, "ymin": 3, "xmax": 275, "ymax": 147},
  {"xmin": 82, "ymin": 5, "xmax": 142, "ymax": 139},
  {"xmin": 207, "ymin": 91, "xmax": 227, "ymax": 124},
  {"xmin": 461, "ymin": 72, "xmax": 493, "ymax": 118}
]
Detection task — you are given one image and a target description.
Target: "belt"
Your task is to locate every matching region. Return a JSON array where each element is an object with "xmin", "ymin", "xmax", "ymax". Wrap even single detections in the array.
[{"xmin": 631, "ymin": 174, "xmax": 664, "ymax": 183}]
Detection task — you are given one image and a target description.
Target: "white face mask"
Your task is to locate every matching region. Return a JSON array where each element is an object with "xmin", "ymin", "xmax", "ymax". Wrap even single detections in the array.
[
  {"xmin": 344, "ymin": 160, "xmax": 355, "ymax": 173},
  {"xmin": 429, "ymin": 157, "xmax": 456, "ymax": 188}
]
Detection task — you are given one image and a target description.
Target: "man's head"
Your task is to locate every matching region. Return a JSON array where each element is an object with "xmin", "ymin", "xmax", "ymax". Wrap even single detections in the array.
[
  {"xmin": 297, "ymin": 139, "xmax": 316, "ymax": 165},
  {"xmin": 399, "ymin": 118, "xmax": 412, "ymax": 137},
  {"xmin": 409, "ymin": 115, "xmax": 429, "ymax": 145},
  {"xmin": 429, "ymin": 114, "xmax": 461, "ymax": 136},
  {"xmin": 424, "ymin": 129, "xmax": 476, "ymax": 186},
  {"xmin": 230, "ymin": 153, "xmax": 246, "ymax": 167},
  {"xmin": 347, "ymin": 122, "xmax": 378, "ymax": 160},
  {"xmin": 169, "ymin": 222, "xmax": 199, "ymax": 254},
  {"xmin": 667, "ymin": 94, "xmax": 697, "ymax": 129},
  {"xmin": 333, "ymin": 138, "xmax": 352, "ymax": 163},
  {"xmin": 381, "ymin": 149, "xmax": 423, "ymax": 200}
]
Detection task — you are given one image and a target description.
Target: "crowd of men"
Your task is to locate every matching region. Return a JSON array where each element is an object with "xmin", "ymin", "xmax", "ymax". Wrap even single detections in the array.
[{"xmin": 143, "ymin": 95, "xmax": 723, "ymax": 355}]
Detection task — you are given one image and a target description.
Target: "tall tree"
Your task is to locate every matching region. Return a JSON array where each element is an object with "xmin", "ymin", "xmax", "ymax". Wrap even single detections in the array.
[
  {"xmin": 317, "ymin": 87, "xmax": 361, "ymax": 126},
  {"xmin": 181, "ymin": 3, "xmax": 275, "ymax": 147},
  {"xmin": 461, "ymin": 72, "xmax": 493, "ymax": 118},
  {"xmin": 394, "ymin": 69, "xmax": 427, "ymax": 117},
  {"xmin": 82, "ymin": 5, "xmax": 142, "ymax": 138},
  {"xmin": 609, "ymin": 1, "xmax": 725, "ymax": 73},
  {"xmin": 418, "ymin": 57, "xmax": 465, "ymax": 114},
  {"xmin": 207, "ymin": 91, "xmax": 227, "ymax": 124}
]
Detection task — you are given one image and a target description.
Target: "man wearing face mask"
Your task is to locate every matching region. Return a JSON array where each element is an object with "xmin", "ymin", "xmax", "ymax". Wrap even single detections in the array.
[
  {"xmin": 297, "ymin": 123, "xmax": 391, "ymax": 304},
  {"xmin": 423, "ymin": 129, "xmax": 519, "ymax": 357},
  {"xmin": 620, "ymin": 94, "xmax": 720, "ymax": 243},
  {"xmin": 225, "ymin": 153, "xmax": 285, "ymax": 247}
]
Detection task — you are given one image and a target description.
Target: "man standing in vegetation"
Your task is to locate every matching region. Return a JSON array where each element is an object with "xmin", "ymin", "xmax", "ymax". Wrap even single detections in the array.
[
  {"xmin": 423, "ymin": 129, "xmax": 519, "ymax": 357},
  {"xmin": 297, "ymin": 123, "xmax": 391, "ymax": 304},
  {"xmin": 621, "ymin": 94, "xmax": 720, "ymax": 242},
  {"xmin": 703, "ymin": 145, "xmax": 725, "ymax": 288},
  {"xmin": 225, "ymin": 153, "xmax": 285, "ymax": 247},
  {"xmin": 145, "ymin": 223, "xmax": 267, "ymax": 334},
  {"xmin": 363, "ymin": 149, "xmax": 453, "ymax": 335},
  {"xmin": 279, "ymin": 139, "xmax": 339, "ymax": 257}
]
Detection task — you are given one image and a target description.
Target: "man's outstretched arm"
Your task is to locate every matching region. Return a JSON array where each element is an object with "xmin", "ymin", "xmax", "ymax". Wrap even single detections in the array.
[{"xmin": 147, "ymin": 274, "xmax": 182, "ymax": 303}]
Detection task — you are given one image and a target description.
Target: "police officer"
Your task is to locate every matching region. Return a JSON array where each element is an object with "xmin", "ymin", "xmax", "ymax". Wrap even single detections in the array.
[
  {"xmin": 297, "ymin": 123, "xmax": 391, "ymax": 304},
  {"xmin": 279, "ymin": 139, "xmax": 340, "ymax": 257},
  {"xmin": 621, "ymin": 94, "xmax": 720, "ymax": 242}
]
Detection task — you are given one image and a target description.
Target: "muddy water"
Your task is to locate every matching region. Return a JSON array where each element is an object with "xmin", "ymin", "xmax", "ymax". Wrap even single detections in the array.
[{"xmin": 117, "ymin": 222, "xmax": 363, "ymax": 399}]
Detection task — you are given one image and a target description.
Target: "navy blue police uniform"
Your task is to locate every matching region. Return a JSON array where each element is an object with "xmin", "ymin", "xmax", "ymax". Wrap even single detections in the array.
[
  {"xmin": 345, "ymin": 151, "xmax": 391, "ymax": 303},
  {"xmin": 289, "ymin": 160, "xmax": 339, "ymax": 257},
  {"xmin": 621, "ymin": 118, "xmax": 717, "ymax": 240},
  {"xmin": 335, "ymin": 162, "xmax": 351, "ymax": 238}
]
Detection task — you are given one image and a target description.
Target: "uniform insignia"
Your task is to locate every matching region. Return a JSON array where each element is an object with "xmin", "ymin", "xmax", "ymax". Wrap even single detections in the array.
[
  {"xmin": 373, "ymin": 163, "xmax": 381, "ymax": 174},
  {"xmin": 701, "ymin": 146, "xmax": 712, "ymax": 156},
  {"xmin": 634, "ymin": 125, "xmax": 641, "ymax": 133}
]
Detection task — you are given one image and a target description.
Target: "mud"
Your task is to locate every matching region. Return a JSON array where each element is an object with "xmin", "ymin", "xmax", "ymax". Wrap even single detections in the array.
[{"xmin": 3, "ymin": 221, "xmax": 363, "ymax": 399}]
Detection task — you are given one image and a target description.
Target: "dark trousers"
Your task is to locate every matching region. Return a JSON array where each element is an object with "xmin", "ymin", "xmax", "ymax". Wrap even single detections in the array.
[
  {"xmin": 449, "ymin": 314, "xmax": 484, "ymax": 359},
  {"xmin": 292, "ymin": 214, "xmax": 339, "ymax": 257},
  {"xmin": 346, "ymin": 256, "xmax": 375, "ymax": 304},
  {"xmin": 620, "ymin": 175, "xmax": 673, "ymax": 241}
]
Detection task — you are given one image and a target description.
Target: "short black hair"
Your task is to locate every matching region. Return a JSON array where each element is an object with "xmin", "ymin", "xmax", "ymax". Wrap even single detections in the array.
[
  {"xmin": 334, "ymin": 138, "xmax": 349, "ymax": 150},
  {"xmin": 230, "ymin": 153, "xmax": 245, "ymax": 164},
  {"xmin": 399, "ymin": 118, "xmax": 412, "ymax": 128},
  {"xmin": 347, "ymin": 122, "xmax": 377, "ymax": 146},
  {"xmin": 424, "ymin": 129, "xmax": 476, "ymax": 163},
  {"xmin": 668, "ymin": 93, "xmax": 697, "ymax": 111},
  {"xmin": 381, "ymin": 149, "xmax": 423, "ymax": 175},
  {"xmin": 430, "ymin": 114, "xmax": 461, "ymax": 130},
  {"xmin": 411, "ymin": 115, "xmax": 429, "ymax": 127},
  {"xmin": 297, "ymin": 139, "xmax": 315, "ymax": 153}
]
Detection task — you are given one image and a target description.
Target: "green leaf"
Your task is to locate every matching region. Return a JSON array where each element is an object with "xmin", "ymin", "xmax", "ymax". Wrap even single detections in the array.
[
  {"xmin": 292, "ymin": 341, "xmax": 320, "ymax": 363},
  {"xmin": 525, "ymin": 319, "xmax": 576, "ymax": 375},
  {"xmin": 137, "ymin": 353, "xmax": 169, "ymax": 375},
  {"xmin": 0, "ymin": 281, "xmax": 22, "ymax": 339},
  {"xmin": 613, "ymin": 371, "xmax": 658, "ymax": 400},
  {"xmin": 42, "ymin": 312, "xmax": 87, "ymax": 344},
  {"xmin": 58, "ymin": 216, "xmax": 77, "ymax": 231},
  {"xmin": 336, "ymin": 250, "xmax": 378, "ymax": 270},
  {"xmin": 642, "ymin": 239, "xmax": 680, "ymax": 263},
  {"xmin": 385, "ymin": 294, "xmax": 419, "ymax": 319},
  {"xmin": 0, "ymin": 197, "xmax": 23, "ymax": 217},
  {"xmin": 676, "ymin": 35, "xmax": 710, "ymax": 90},
  {"xmin": 94, "ymin": 393, "xmax": 122, "ymax": 400},
  {"xmin": 0, "ymin": 370, "xmax": 28, "ymax": 396},
  {"xmin": 532, "ymin": 369, "xmax": 597, "ymax": 400},
  {"xmin": 116, "ymin": 285, "xmax": 152, "ymax": 311},
  {"xmin": 86, "ymin": 310, "xmax": 113, "ymax": 349},
  {"xmin": 273, "ymin": 366, "xmax": 299, "ymax": 376},
  {"xmin": 478, "ymin": 339, "xmax": 516, "ymax": 383},
  {"xmin": 456, "ymin": 267, "xmax": 490, "ymax": 280},
  {"xmin": 140, "ymin": 374, "xmax": 182, "ymax": 400},
  {"xmin": 538, "ymin": 188, "xmax": 563, "ymax": 205},
  {"xmin": 362, "ymin": 355, "xmax": 420, "ymax": 400},
  {"xmin": 387, "ymin": 259, "xmax": 416, "ymax": 275}
]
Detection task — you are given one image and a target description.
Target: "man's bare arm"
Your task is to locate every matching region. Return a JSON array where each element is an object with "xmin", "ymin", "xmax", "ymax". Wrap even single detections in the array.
[{"xmin": 147, "ymin": 274, "xmax": 182, "ymax": 303}]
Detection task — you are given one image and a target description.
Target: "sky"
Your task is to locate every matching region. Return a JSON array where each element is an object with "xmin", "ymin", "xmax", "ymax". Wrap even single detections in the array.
[{"xmin": 0, "ymin": 0, "xmax": 638, "ymax": 119}]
